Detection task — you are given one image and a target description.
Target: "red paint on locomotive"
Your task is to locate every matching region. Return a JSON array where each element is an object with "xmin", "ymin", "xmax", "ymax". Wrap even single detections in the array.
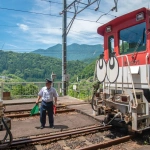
[{"xmin": 97, "ymin": 7, "xmax": 150, "ymax": 66}]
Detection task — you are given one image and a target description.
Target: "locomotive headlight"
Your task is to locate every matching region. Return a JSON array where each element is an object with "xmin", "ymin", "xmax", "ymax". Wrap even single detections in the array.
[
  {"xmin": 136, "ymin": 12, "xmax": 144, "ymax": 21},
  {"xmin": 106, "ymin": 26, "xmax": 112, "ymax": 33}
]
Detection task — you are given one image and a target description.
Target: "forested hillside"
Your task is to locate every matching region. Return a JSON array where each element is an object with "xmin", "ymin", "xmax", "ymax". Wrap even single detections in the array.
[
  {"xmin": 0, "ymin": 50, "xmax": 86, "ymax": 81},
  {"xmin": 70, "ymin": 59, "xmax": 97, "ymax": 82}
]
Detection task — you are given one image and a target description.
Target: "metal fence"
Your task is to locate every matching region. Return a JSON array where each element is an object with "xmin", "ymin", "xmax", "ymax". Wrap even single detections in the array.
[
  {"xmin": 0, "ymin": 81, "xmax": 93, "ymax": 100},
  {"xmin": 0, "ymin": 82, "xmax": 62, "ymax": 100}
]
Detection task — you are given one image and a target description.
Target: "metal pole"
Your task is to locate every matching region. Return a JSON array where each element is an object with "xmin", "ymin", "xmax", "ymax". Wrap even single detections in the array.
[
  {"xmin": 1, "ymin": 83, "xmax": 3, "ymax": 100},
  {"xmin": 62, "ymin": 0, "xmax": 67, "ymax": 96}
]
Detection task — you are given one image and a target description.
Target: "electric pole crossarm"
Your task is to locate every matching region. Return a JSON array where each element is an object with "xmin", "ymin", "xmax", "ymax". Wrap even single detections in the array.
[
  {"xmin": 60, "ymin": 0, "xmax": 101, "ymax": 35},
  {"xmin": 60, "ymin": 0, "xmax": 77, "ymax": 15},
  {"xmin": 76, "ymin": 1, "xmax": 89, "ymax": 5},
  {"xmin": 66, "ymin": 15, "xmax": 76, "ymax": 35},
  {"xmin": 77, "ymin": 0, "xmax": 98, "ymax": 15}
]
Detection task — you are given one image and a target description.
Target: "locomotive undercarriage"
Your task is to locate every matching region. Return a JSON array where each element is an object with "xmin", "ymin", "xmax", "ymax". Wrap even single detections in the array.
[{"xmin": 93, "ymin": 86, "xmax": 150, "ymax": 133}]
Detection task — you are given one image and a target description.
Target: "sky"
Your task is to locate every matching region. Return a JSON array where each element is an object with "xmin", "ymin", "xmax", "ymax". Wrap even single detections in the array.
[{"xmin": 0, "ymin": 0, "xmax": 149, "ymax": 53}]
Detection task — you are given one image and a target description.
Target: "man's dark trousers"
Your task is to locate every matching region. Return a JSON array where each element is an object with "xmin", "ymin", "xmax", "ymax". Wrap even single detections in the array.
[{"xmin": 40, "ymin": 101, "xmax": 54, "ymax": 127}]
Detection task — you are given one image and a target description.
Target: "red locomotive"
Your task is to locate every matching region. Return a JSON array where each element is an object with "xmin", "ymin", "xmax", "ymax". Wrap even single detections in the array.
[{"xmin": 95, "ymin": 7, "xmax": 150, "ymax": 132}]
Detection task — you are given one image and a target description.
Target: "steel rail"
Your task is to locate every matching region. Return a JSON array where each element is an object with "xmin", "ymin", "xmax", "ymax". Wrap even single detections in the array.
[
  {"xmin": 10, "ymin": 125, "xmax": 110, "ymax": 142},
  {"xmin": 5, "ymin": 109, "xmax": 76, "ymax": 118},
  {"xmin": 4, "ymin": 101, "xmax": 90, "ymax": 106},
  {"xmin": 78, "ymin": 135, "xmax": 134, "ymax": 150},
  {"xmin": 5, "ymin": 105, "xmax": 66, "ymax": 113},
  {"xmin": 4, "ymin": 125, "xmax": 111, "ymax": 146},
  {"xmin": 4, "ymin": 101, "xmax": 39, "ymax": 106}
]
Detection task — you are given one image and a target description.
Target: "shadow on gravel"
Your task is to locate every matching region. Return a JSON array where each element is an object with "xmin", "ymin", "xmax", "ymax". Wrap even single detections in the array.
[
  {"xmin": 35, "ymin": 125, "xmax": 68, "ymax": 130},
  {"xmin": 53, "ymin": 125, "xmax": 68, "ymax": 130}
]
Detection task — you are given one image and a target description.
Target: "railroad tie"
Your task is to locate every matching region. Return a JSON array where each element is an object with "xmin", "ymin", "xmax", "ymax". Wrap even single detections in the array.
[
  {"xmin": 78, "ymin": 136, "xmax": 93, "ymax": 145},
  {"xmin": 95, "ymin": 132, "xmax": 104, "ymax": 137},
  {"xmin": 34, "ymin": 144, "xmax": 43, "ymax": 150},
  {"xmin": 57, "ymin": 140, "xmax": 70, "ymax": 150}
]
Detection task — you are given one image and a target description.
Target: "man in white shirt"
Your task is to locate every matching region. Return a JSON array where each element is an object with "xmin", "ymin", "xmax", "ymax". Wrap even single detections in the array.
[{"xmin": 36, "ymin": 79, "xmax": 58, "ymax": 129}]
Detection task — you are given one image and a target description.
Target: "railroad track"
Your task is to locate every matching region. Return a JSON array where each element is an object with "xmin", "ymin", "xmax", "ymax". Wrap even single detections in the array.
[
  {"xmin": 0, "ymin": 125, "xmax": 134, "ymax": 150},
  {"xmin": 4, "ymin": 103, "xmax": 90, "ymax": 118},
  {"xmin": 5, "ymin": 108, "xmax": 76, "ymax": 118},
  {"xmin": 4, "ymin": 101, "xmax": 90, "ymax": 106},
  {"xmin": 4, "ymin": 105, "xmax": 66, "ymax": 113}
]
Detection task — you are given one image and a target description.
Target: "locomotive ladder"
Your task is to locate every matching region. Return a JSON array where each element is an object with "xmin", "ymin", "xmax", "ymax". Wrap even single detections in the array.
[{"xmin": 116, "ymin": 55, "xmax": 150, "ymax": 131}]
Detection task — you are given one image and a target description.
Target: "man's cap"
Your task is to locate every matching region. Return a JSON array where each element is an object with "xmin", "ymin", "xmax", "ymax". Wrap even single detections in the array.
[{"xmin": 45, "ymin": 78, "xmax": 52, "ymax": 83}]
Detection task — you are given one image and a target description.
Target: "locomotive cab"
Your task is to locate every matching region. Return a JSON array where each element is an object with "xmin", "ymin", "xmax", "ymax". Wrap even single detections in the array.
[{"xmin": 96, "ymin": 7, "xmax": 150, "ymax": 132}]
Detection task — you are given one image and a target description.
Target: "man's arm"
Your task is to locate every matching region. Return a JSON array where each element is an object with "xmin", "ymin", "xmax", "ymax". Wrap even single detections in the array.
[
  {"xmin": 36, "ymin": 88, "xmax": 43, "ymax": 104},
  {"xmin": 53, "ymin": 88, "xmax": 58, "ymax": 106},
  {"xmin": 54, "ymin": 97, "xmax": 57, "ymax": 106},
  {"xmin": 36, "ymin": 95, "xmax": 42, "ymax": 104}
]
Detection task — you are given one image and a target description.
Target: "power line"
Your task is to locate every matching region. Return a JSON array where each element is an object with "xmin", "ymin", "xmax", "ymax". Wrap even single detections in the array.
[
  {"xmin": 96, "ymin": 7, "xmax": 114, "ymax": 22},
  {"xmin": 41, "ymin": 0, "xmax": 62, "ymax": 5},
  {"xmin": 0, "ymin": 7, "xmax": 54, "ymax": 16},
  {"xmin": 69, "ymin": 30, "xmax": 102, "ymax": 38},
  {"xmin": 0, "ymin": 24, "xmax": 103, "ymax": 39},
  {"xmin": 0, "ymin": 24, "xmax": 61, "ymax": 29},
  {"xmin": 60, "ymin": 0, "xmax": 103, "ymax": 35},
  {"xmin": 0, "ymin": 6, "xmax": 104, "ymax": 24},
  {"xmin": 41, "ymin": 0, "xmax": 117, "ymax": 18}
]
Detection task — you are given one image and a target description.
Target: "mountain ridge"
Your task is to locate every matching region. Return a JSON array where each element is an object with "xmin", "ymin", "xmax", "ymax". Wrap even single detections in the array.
[{"xmin": 31, "ymin": 43, "xmax": 103, "ymax": 61}]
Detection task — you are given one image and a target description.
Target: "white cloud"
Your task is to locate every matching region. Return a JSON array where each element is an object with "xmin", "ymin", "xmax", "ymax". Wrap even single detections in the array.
[
  {"xmin": 3, "ymin": 0, "xmax": 150, "ymax": 51},
  {"xmin": 17, "ymin": 23, "xmax": 29, "ymax": 31},
  {"xmin": 5, "ymin": 43, "xmax": 18, "ymax": 48}
]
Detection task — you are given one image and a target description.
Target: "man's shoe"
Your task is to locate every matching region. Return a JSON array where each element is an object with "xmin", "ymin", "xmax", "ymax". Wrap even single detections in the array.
[
  {"xmin": 50, "ymin": 126, "xmax": 55, "ymax": 129},
  {"xmin": 40, "ymin": 126, "xmax": 44, "ymax": 129}
]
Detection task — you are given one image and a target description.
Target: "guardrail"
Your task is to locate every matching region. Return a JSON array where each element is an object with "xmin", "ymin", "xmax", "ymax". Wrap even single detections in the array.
[
  {"xmin": 0, "ymin": 81, "xmax": 93, "ymax": 101},
  {"xmin": 0, "ymin": 82, "xmax": 62, "ymax": 100}
]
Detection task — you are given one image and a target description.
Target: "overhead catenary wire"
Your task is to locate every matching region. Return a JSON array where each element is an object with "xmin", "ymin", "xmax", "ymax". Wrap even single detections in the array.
[
  {"xmin": 0, "ymin": 24, "xmax": 61, "ymax": 29},
  {"xmin": 0, "ymin": 6, "xmax": 104, "ymax": 24},
  {"xmin": 0, "ymin": 25, "xmax": 102, "ymax": 39},
  {"xmin": 60, "ymin": 0, "xmax": 104, "ymax": 35},
  {"xmin": 41, "ymin": 0, "xmax": 117, "ymax": 18},
  {"xmin": 0, "ymin": 1, "xmax": 104, "ymax": 56},
  {"xmin": 96, "ymin": 6, "xmax": 116, "ymax": 22}
]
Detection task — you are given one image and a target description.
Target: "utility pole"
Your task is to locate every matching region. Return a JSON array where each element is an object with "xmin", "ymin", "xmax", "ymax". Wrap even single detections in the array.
[
  {"xmin": 60, "ymin": 0, "xmax": 118, "ymax": 96},
  {"xmin": 62, "ymin": 0, "xmax": 67, "ymax": 96}
]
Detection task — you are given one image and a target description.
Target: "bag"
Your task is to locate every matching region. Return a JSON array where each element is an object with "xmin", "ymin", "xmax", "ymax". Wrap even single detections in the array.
[
  {"xmin": 53, "ymin": 105, "xmax": 56, "ymax": 115},
  {"xmin": 30, "ymin": 104, "xmax": 39, "ymax": 116}
]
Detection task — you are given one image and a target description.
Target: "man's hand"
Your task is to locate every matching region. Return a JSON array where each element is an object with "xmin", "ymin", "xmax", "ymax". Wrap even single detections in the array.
[
  {"xmin": 36, "ymin": 100, "xmax": 39, "ymax": 105},
  {"xmin": 36, "ymin": 96, "xmax": 41, "ymax": 104},
  {"xmin": 54, "ymin": 97, "xmax": 57, "ymax": 106}
]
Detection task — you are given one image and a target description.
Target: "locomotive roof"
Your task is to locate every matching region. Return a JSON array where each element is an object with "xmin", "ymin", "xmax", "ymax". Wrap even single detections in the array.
[{"xmin": 97, "ymin": 7, "xmax": 148, "ymax": 36}]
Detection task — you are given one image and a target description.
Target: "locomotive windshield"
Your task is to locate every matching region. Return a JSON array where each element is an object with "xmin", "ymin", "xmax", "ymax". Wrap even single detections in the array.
[{"xmin": 119, "ymin": 22, "xmax": 146, "ymax": 54}]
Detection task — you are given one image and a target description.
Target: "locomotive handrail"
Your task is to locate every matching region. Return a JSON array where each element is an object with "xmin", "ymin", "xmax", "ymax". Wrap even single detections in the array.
[
  {"xmin": 146, "ymin": 53, "xmax": 150, "ymax": 90},
  {"xmin": 116, "ymin": 55, "xmax": 138, "ymax": 109}
]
